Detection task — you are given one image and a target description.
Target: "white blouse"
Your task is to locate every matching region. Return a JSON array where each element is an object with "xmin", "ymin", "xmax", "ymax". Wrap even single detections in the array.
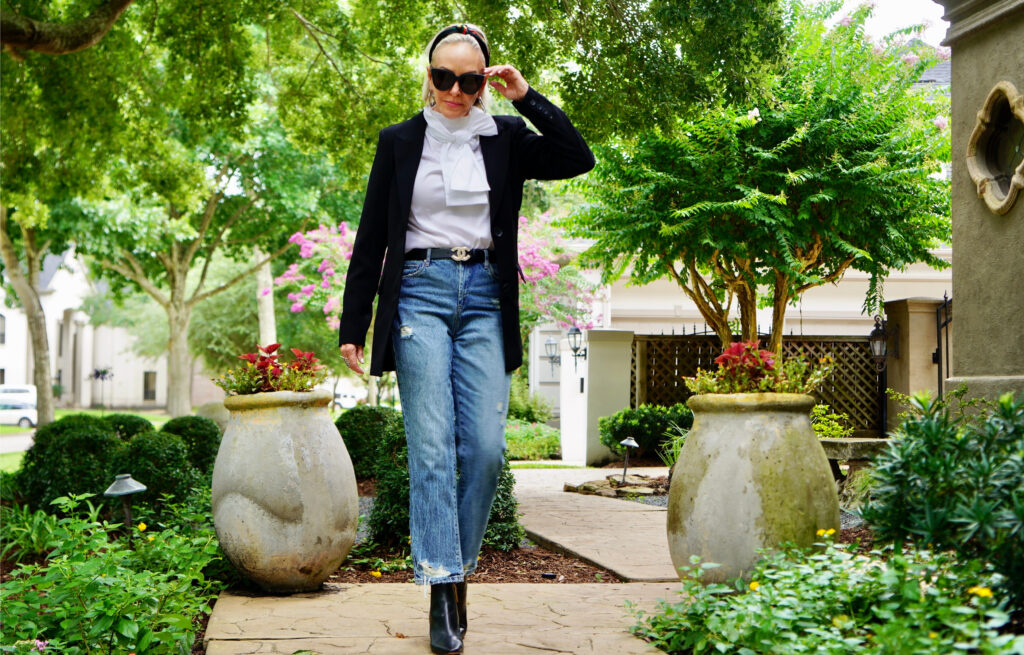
[{"xmin": 405, "ymin": 107, "xmax": 496, "ymax": 252}]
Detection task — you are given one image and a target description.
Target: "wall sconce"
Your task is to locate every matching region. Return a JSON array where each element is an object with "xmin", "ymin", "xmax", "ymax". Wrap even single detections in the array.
[
  {"xmin": 868, "ymin": 315, "xmax": 899, "ymax": 372},
  {"xmin": 542, "ymin": 336, "xmax": 561, "ymax": 375},
  {"xmin": 567, "ymin": 326, "xmax": 588, "ymax": 371}
]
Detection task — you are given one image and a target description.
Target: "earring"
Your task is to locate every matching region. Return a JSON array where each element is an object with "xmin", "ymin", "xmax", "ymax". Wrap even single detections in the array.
[{"xmin": 429, "ymin": 92, "xmax": 436, "ymax": 107}]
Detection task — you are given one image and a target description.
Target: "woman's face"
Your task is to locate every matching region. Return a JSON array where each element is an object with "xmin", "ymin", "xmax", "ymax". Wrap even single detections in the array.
[{"xmin": 428, "ymin": 42, "xmax": 486, "ymax": 119}]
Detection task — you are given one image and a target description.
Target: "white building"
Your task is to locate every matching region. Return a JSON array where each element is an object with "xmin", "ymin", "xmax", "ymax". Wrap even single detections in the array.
[{"xmin": 0, "ymin": 250, "xmax": 167, "ymax": 409}]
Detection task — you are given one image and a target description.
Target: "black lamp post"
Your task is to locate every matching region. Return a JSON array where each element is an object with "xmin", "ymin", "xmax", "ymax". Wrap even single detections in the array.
[
  {"xmin": 620, "ymin": 436, "xmax": 639, "ymax": 484},
  {"xmin": 104, "ymin": 473, "xmax": 147, "ymax": 544},
  {"xmin": 542, "ymin": 336, "xmax": 561, "ymax": 375},
  {"xmin": 868, "ymin": 315, "xmax": 899, "ymax": 435},
  {"xmin": 567, "ymin": 326, "xmax": 588, "ymax": 371}
]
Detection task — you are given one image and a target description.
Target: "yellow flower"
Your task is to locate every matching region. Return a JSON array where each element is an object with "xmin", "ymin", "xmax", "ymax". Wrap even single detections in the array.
[
  {"xmin": 148, "ymin": 535, "xmax": 155, "ymax": 542},
  {"xmin": 929, "ymin": 632, "xmax": 938, "ymax": 639},
  {"xmin": 826, "ymin": 528, "xmax": 836, "ymax": 536},
  {"xmin": 137, "ymin": 522, "xmax": 147, "ymax": 532},
  {"xmin": 816, "ymin": 528, "xmax": 836, "ymax": 537},
  {"xmin": 749, "ymin": 581, "xmax": 759, "ymax": 591},
  {"xmin": 370, "ymin": 570, "xmax": 382, "ymax": 578},
  {"xmin": 968, "ymin": 586, "xmax": 993, "ymax": 598},
  {"xmin": 832, "ymin": 615, "xmax": 849, "ymax": 628}
]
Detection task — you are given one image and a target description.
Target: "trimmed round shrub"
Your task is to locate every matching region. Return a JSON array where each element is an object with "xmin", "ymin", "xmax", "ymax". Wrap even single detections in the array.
[
  {"xmin": 335, "ymin": 405, "xmax": 403, "ymax": 479},
  {"xmin": 598, "ymin": 403, "xmax": 693, "ymax": 459},
  {"xmin": 115, "ymin": 430, "xmax": 196, "ymax": 505},
  {"xmin": 368, "ymin": 417, "xmax": 523, "ymax": 551},
  {"xmin": 103, "ymin": 413, "xmax": 155, "ymax": 441},
  {"xmin": 15, "ymin": 414, "xmax": 125, "ymax": 511},
  {"xmin": 160, "ymin": 415, "xmax": 222, "ymax": 474}
]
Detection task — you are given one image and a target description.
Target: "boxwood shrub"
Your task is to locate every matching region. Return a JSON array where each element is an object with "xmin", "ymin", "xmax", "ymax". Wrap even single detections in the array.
[
  {"xmin": 599, "ymin": 403, "xmax": 693, "ymax": 459},
  {"xmin": 160, "ymin": 415, "xmax": 221, "ymax": 474},
  {"xmin": 505, "ymin": 419, "xmax": 561, "ymax": 460},
  {"xmin": 103, "ymin": 413, "xmax": 155, "ymax": 441},
  {"xmin": 368, "ymin": 414, "xmax": 524, "ymax": 551},
  {"xmin": 15, "ymin": 414, "xmax": 125, "ymax": 511},
  {"xmin": 334, "ymin": 405, "xmax": 403, "ymax": 480},
  {"xmin": 115, "ymin": 431, "xmax": 197, "ymax": 506}
]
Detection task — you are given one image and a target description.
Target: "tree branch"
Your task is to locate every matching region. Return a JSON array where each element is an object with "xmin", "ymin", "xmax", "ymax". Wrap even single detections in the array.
[
  {"xmin": 97, "ymin": 254, "xmax": 170, "ymax": 308},
  {"xmin": 1, "ymin": 0, "xmax": 135, "ymax": 57},
  {"xmin": 189, "ymin": 239, "xmax": 294, "ymax": 305}
]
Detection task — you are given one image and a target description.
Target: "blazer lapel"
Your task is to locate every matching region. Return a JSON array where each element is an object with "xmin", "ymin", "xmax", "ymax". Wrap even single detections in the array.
[
  {"xmin": 394, "ymin": 113, "xmax": 426, "ymax": 234},
  {"xmin": 480, "ymin": 129, "xmax": 509, "ymax": 226}
]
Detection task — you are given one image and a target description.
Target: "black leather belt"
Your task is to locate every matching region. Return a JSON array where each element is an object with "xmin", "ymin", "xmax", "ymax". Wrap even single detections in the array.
[{"xmin": 405, "ymin": 247, "xmax": 488, "ymax": 263}]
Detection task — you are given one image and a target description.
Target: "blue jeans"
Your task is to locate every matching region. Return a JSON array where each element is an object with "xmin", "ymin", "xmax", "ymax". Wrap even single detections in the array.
[{"xmin": 392, "ymin": 256, "xmax": 512, "ymax": 585}]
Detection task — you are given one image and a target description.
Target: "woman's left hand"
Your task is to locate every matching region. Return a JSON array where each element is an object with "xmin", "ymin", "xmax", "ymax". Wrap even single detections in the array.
[{"xmin": 485, "ymin": 65, "xmax": 529, "ymax": 102}]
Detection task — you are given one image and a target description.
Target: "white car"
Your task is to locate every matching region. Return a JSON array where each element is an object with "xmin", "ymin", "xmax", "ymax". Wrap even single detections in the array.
[
  {"xmin": 0, "ymin": 401, "xmax": 37, "ymax": 428},
  {"xmin": 0, "ymin": 384, "xmax": 37, "ymax": 405}
]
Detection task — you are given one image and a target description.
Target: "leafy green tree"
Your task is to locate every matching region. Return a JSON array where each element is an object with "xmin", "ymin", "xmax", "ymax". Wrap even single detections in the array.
[
  {"xmin": 1, "ymin": 0, "xmax": 136, "ymax": 57},
  {"xmin": 564, "ymin": 2, "xmax": 951, "ymax": 354}
]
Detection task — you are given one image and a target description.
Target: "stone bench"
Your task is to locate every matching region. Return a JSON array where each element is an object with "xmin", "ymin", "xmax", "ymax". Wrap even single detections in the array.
[{"xmin": 818, "ymin": 437, "xmax": 890, "ymax": 482}]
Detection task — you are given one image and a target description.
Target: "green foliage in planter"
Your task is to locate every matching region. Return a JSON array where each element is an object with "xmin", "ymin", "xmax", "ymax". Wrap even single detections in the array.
[
  {"xmin": 810, "ymin": 403, "xmax": 854, "ymax": 439},
  {"xmin": 102, "ymin": 413, "xmax": 155, "ymax": 442},
  {"xmin": 335, "ymin": 405, "xmax": 403, "ymax": 480},
  {"xmin": 14, "ymin": 414, "xmax": 124, "ymax": 511},
  {"xmin": 860, "ymin": 392, "xmax": 1024, "ymax": 606},
  {"xmin": 632, "ymin": 539, "xmax": 1024, "ymax": 654},
  {"xmin": 115, "ymin": 431, "xmax": 197, "ymax": 506},
  {"xmin": 0, "ymin": 493, "xmax": 224, "ymax": 654},
  {"xmin": 368, "ymin": 416, "xmax": 524, "ymax": 551},
  {"xmin": 507, "ymin": 375, "xmax": 552, "ymax": 423},
  {"xmin": 160, "ymin": 415, "xmax": 222, "ymax": 474},
  {"xmin": 505, "ymin": 419, "xmax": 561, "ymax": 460},
  {"xmin": 599, "ymin": 403, "xmax": 693, "ymax": 459}
]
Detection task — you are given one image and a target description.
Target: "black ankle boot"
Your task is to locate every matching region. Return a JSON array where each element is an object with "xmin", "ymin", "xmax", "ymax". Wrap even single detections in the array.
[
  {"xmin": 455, "ymin": 581, "xmax": 467, "ymax": 637},
  {"xmin": 429, "ymin": 583, "xmax": 463, "ymax": 654}
]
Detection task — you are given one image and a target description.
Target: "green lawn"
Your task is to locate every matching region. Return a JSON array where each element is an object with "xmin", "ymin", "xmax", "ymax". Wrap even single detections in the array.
[
  {"xmin": 0, "ymin": 451, "xmax": 24, "ymax": 473},
  {"xmin": 54, "ymin": 408, "xmax": 171, "ymax": 429}
]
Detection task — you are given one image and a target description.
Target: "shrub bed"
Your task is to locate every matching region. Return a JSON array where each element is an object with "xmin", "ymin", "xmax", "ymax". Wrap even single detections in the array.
[
  {"xmin": 505, "ymin": 419, "xmax": 560, "ymax": 460},
  {"xmin": 102, "ymin": 413, "xmax": 155, "ymax": 441},
  {"xmin": 160, "ymin": 415, "xmax": 222, "ymax": 474}
]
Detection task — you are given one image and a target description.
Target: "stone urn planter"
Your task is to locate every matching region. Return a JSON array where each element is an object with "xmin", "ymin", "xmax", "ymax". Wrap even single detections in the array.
[
  {"xmin": 667, "ymin": 393, "xmax": 839, "ymax": 583},
  {"xmin": 211, "ymin": 389, "xmax": 358, "ymax": 593}
]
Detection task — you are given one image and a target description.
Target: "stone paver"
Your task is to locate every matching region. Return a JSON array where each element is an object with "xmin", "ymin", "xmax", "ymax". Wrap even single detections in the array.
[
  {"xmin": 205, "ymin": 467, "xmax": 683, "ymax": 654},
  {"xmin": 206, "ymin": 582, "xmax": 677, "ymax": 654},
  {"xmin": 514, "ymin": 467, "xmax": 679, "ymax": 582}
]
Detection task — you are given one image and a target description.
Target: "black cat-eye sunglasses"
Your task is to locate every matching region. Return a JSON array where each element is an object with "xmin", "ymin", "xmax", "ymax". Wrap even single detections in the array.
[{"xmin": 430, "ymin": 68, "xmax": 486, "ymax": 95}]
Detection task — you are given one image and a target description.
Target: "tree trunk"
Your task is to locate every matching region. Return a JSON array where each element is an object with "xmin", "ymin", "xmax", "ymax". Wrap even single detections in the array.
[
  {"xmin": 737, "ymin": 285, "xmax": 759, "ymax": 344},
  {"xmin": 255, "ymin": 249, "xmax": 276, "ymax": 346},
  {"xmin": 165, "ymin": 299, "xmax": 193, "ymax": 417},
  {"xmin": 0, "ymin": 0, "xmax": 135, "ymax": 57},
  {"xmin": 0, "ymin": 212, "xmax": 56, "ymax": 425}
]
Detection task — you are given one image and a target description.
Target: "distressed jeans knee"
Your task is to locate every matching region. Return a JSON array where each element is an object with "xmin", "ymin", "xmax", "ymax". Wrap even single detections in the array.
[{"xmin": 392, "ymin": 259, "xmax": 511, "ymax": 585}]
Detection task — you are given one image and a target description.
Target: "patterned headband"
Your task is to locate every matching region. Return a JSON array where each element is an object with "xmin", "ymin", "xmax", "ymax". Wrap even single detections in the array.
[{"xmin": 428, "ymin": 24, "xmax": 490, "ymax": 66}]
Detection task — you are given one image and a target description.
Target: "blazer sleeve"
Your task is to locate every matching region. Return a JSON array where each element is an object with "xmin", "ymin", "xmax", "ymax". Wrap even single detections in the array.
[
  {"xmin": 510, "ymin": 87, "xmax": 595, "ymax": 181},
  {"xmin": 338, "ymin": 130, "xmax": 393, "ymax": 348}
]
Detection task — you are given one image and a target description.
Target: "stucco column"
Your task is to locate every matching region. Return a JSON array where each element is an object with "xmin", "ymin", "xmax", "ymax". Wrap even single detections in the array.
[
  {"xmin": 883, "ymin": 298, "xmax": 952, "ymax": 429},
  {"xmin": 558, "ymin": 329, "xmax": 633, "ymax": 466},
  {"xmin": 934, "ymin": 0, "xmax": 1024, "ymax": 401}
]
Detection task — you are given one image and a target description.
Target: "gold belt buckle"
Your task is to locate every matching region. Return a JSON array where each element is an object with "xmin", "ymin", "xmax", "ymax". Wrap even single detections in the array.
[{"xmin": 451, "ymin": 246, "xmax": 471, "ymax": 262}]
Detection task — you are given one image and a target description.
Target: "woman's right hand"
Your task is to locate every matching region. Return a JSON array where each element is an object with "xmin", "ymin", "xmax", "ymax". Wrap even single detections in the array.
[{"xmin": 340, "ymin": 344, "xmax": 365, "ymax": 375}]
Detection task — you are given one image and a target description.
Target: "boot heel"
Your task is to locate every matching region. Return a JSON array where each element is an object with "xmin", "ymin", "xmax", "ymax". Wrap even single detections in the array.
[{"xmin": 429, "ymin": 583, "xmax": 463, "ymax": 654}]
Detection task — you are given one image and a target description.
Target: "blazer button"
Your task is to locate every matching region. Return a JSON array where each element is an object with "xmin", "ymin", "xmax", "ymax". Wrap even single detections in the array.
[{"xmin": 495, "ymin": 229, "xmax": 504, "ymax": 238}]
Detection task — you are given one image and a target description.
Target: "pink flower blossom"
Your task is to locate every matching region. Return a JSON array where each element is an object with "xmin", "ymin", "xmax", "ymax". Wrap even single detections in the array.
[
  {"xmin": 838, "ymin": 15, "xmax": 852, "ymax": 27},
  {"xmin": 937, "ymin": 46, "xmax": 951, "ymax": 61},
  {"xmin": 301, "ymin": 284, "xmax": 316, "ymax": 296},
  {"xmin": 933, "ymin": 115, "xmax": 949, "ymax": 131},
  {"xmin": 260, "ymin": 287, "xmax": 271, "ymax": 296},
  {"xmin": 290, "ymin": 302, "xmax": 305, "ymax": 313},
  {"xmin": 321, "ymin": 279, "xmax": 330, "ymax": 289},
  {"xmin": 327, "ymin": 316, "xmax": 340, "ymax": 330},
  {"xmin": 323, "ymin": 297, "xmax": 340, "ymax": 314},
  {"xmin": 901, "ymin": 53, "xmax": 920, "ymax": 66}
]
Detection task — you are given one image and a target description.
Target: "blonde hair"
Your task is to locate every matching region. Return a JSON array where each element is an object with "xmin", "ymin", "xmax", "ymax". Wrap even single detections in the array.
[{"xmin": 421, "ymin": 24, "xmax": 490, "ymax": 110}]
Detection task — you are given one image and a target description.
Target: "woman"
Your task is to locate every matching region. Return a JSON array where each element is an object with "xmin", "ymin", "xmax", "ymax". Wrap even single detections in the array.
[{"xmin": 338, "ymin": 23, "xmax": 593, "ymax": 654}]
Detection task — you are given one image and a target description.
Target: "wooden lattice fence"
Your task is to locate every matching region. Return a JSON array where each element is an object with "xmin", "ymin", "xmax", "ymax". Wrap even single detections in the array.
[{"xmin": 632, "ymin": 335, "xmax": 881, "ymax": 436}]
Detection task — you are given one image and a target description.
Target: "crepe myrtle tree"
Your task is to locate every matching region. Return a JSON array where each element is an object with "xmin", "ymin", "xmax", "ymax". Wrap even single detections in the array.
[
  {"xmin": 564, "ymin": 1, "xmax": 951, "ymax": 355},
  {"xmin": 275, "ymin": 213, "xmax": 601, "ymax": 348}
]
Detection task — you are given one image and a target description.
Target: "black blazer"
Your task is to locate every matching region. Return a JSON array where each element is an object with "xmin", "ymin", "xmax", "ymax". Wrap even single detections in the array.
[{"xmin": 338, "ymin": 87, "xmax": 595, "ymax": 376}]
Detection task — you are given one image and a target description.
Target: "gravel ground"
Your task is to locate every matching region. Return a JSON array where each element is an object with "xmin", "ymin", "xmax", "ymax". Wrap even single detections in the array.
[
  {"xmin": 627, "ymin": 493, "xmax": 865, "ymax": 529},
  {"xmin": 356, "ymin": 496, "xmax": 374, "ymax": 544}
]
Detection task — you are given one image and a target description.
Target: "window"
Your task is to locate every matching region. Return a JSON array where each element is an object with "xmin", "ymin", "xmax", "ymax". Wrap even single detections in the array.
[
  {"xmin": 143, "ymin": 371, "xmax": 157, "ymax": 401},
  {"xmin": 0, "ymin": 369, "xmax": 5, "ymax": 385},
  {"xmin": 0, "ymin": 313, "xmax": 5, "ymax": 344}
]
